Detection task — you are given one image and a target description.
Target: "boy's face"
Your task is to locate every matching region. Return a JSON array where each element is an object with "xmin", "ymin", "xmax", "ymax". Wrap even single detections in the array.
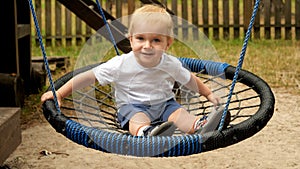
[{"xmin": 129, "ymin": 24, "xmax": 173, "ymax": 68}]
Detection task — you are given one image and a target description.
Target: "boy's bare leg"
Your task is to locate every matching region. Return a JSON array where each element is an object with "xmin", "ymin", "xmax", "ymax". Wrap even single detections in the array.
[
  {"xmin": 168, "ymin": 108, "xmax": 198, "ymax": 134},
  {"xmin": 129, "ymin": 112, "xmax": 151, "ymax": 136}
]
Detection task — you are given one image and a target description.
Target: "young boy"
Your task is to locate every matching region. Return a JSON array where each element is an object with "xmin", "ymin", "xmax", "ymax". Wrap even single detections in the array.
[{"xmin": 41, "ymin": 4, "xmax": 225, "ymax": 136}]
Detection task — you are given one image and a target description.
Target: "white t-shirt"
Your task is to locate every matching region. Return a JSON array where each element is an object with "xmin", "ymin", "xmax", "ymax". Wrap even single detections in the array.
[{"xmin": 92, "ymin": 51, "xmax": 191, "ymax": 107}]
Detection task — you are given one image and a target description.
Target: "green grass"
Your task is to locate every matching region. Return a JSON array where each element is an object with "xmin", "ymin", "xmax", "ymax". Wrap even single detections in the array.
[
  {"xmin": 32, "ymin": 39, "xmax": 300, "ymax": 95},
  {"xmin": 212, "ymin": 39, "xmax": 300, "ymax": 94}
]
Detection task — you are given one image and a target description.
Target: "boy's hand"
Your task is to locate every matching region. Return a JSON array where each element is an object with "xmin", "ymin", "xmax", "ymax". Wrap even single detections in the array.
[
  {"xmin": 41, "ymin": 91, "xmax": 62, "ymax": 107},
  {"xmin": 206, "ymin": 93, "xmax": 221, "ymax": 107}
]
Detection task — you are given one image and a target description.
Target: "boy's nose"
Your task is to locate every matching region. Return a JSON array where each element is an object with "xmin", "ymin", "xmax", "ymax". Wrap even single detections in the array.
[{"xmin": 143, "ymin": 41, "xmax": 152, "ymax": 49}]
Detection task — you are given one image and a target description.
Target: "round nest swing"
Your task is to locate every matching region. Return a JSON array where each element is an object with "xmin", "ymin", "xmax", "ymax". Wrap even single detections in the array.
[
  {"xmin": 42, "ymin": 58, "xmax": 275, "ymax": 157},
  {"xmin": 29, "ymin": 0, "xmax": 275, "ymax": 158}
]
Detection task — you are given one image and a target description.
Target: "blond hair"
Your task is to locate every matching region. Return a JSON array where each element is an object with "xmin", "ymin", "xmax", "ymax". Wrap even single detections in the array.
[{"xmin": 128, "ymin": 4, "xmax": 174, "ymax": 37}]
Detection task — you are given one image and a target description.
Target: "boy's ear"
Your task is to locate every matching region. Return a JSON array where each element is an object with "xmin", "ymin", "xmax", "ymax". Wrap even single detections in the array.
[
  {"xmin": 166, "ymin": 38, "xmax": 173, "ymax": 49},
  {"xmin": 128, "ymin": 35, "xmax": 133, "ymax": 46}
]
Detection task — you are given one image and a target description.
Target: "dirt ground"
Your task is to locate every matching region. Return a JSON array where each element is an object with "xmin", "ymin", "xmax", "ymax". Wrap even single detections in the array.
[{"xmin": 2, "ymin": 88, "xmax": 300, "ymax": 169}]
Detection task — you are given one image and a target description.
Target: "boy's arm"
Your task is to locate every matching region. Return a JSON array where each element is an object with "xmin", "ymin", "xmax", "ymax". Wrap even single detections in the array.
[
  {"xmin": 184, "ymin": 73, "xmax": 220, "ymax": 106},
  {"xmin": 57, "ymin": 70, "xmax": 96, "ymax": 98},
  {"xmin": 41, "ymin": 70, "xmax": 96, "ymax": 105}
]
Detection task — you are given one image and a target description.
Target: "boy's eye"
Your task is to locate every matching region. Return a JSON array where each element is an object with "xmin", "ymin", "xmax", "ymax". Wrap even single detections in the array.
[
  {"xmin": 136, "ymin": 36, "xmax": 144, "ymax": 41},
  {"xmin": 153, "ymin": 38, "xmax": 161, "ymax": 42}
]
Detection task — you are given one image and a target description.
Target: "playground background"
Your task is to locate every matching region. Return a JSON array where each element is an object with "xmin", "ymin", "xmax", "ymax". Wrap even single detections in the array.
[
  {"xmin": 3, "ymin": 39, "xmax": 300, "ymax": 169},
  {"xmin": 32, "ymin": 0, "xmax": 300, "ymax": 48},
  {"xmin": 2, "ymin": 0, "xmax": 300, "ymax": 168}
]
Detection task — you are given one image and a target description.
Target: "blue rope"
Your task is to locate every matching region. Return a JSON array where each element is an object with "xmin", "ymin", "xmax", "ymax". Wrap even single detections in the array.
[
  {"xmin": 28, "ymin": 0, "xmax": 61, "ymax": 114},
  {"xmin": 95, "ymin": 0, "xmax": 120, "ymax": 56},
  {"xmin": 218, "ymin": 0, "xmax": 261, "ymax": 131}
]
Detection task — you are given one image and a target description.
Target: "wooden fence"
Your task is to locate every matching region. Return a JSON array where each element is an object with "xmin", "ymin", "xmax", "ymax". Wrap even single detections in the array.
[{"xmin": 32, "ymin": 0, "xmax": 300, "ymax": 47}]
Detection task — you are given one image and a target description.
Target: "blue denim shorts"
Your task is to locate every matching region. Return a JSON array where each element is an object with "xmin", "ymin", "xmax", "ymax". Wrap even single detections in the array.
[{"xmin": 117, "ymin": 98, "xmax": 181, "ymax": 129}]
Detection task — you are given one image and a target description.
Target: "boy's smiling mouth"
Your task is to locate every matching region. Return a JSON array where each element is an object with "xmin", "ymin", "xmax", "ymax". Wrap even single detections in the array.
[{"xmin": 141, "ymin": 52, "xmax": 155, "ymax": 57}]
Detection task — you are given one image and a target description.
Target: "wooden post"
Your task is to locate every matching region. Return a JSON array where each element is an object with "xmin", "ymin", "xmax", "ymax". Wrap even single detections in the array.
[
  {"xmin": 192, "ymin": 0, "xmax": 199, "ymax": 40},
  {"xmin": 17, "ymin": 0, "xmax": 32, "ymax": 93},
  {"xmin": 203, "ymin": 0, "xmax": 209, "ymax": 38},
  {"xmin": 243, "ymin": 0, "xmax": 252, "ymax": 37},
  {"xmin": 116, "ymin": 0, "xmax": 122, "ymax": 18},
  {"xmin": 1, "ymin": 0, "xmax": 18, "ymax": 75},
  {"xmin": 181, "ymin": 0, "xmax": 188, "ymax": 39},
  {"xmin": 45, "ymin": 0, "xmax": 52, "ymax": 46},
  {"xmin": 213, "ymin": 0, "xmax": 219, "ymax": 40},
  {"xmin": 128, "ymin": 0, "xmax": 135, "ymax": 15},
  {"xmin": 65, "ymin": 8, "xmax": 72, "ymax": 46},
  {"xmin": 1, "ymin": 0, "xmax": 43, "ymax": 104},
  {"xmin": 264, "ymin": 0, "xmax": 271, "ymax": 39},
  {"xmin": 106, "ymin": 0, "xmax": 113, "ymax": 14},
  {"xmin": 284, "ymin": 0, "xmax": 291, "ymax": 40},
  {"xmin": 296, "ymin": 0, "xmax": 300, "ymax": 40},
  {"xmin": 223, "ymin": 0, "xmax": 230, "ymax": 40},
  {"xmin": 55, "ymin": 0, "xmax": 62, "ymax": 46},
  {"xmin": 274, "ymin": 0, "xmax": 282, "ymax": 39},
  {"xmin": 233, "ymin": 0, "xmax": 240, "ymax": 39},
  {"xmin": 171, "ymin": 0, "xmax": 178, "ymax": 36},
  {"xmin": 35, "ymin": 0, "xmax": 41, "ymax": 46},
  {"xmin": 1, "ymin": 0, "xmax": 38, "ymax": 101},
  {"xmin": 254, "ymin": 0, "xmax": 261, "ymax": 39},
  {"xmin": 76, "ymin": 16, "xmax": 82, "ymax": 46}
]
